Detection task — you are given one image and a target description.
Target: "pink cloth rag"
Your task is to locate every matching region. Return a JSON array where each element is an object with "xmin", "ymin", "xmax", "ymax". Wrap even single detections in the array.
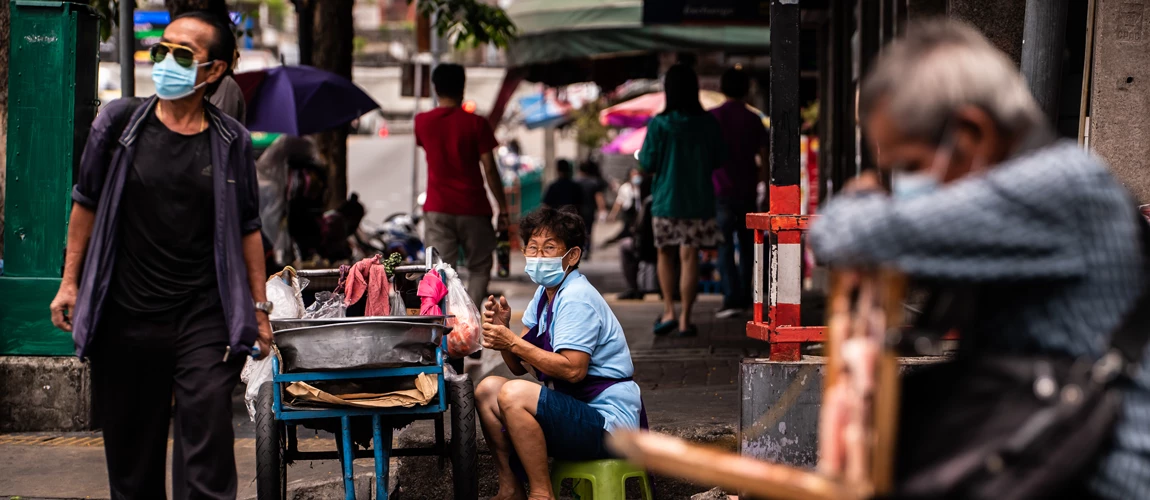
[
  {"xmin": 417, "ymin": 271, "xmax": 447, "ymax": 316},
  {"xmin": 344, "ymin": 256, "xmax": 392, "ymax": 316}
]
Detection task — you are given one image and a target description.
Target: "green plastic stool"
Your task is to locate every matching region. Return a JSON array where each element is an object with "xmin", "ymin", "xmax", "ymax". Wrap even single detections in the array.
[{"xmin": 551, "ymin": 459, "xmax": 654, "ymax": 499}]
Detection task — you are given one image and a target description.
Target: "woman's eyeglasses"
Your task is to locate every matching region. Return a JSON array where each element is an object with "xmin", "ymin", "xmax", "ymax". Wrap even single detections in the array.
[
  {"xmin": 524, "ymin": 245, "xmax": 564, "ymax": 258},
  {"xmin": 149, "ymin": 42, "xmax": 197, "ymax": 68}
]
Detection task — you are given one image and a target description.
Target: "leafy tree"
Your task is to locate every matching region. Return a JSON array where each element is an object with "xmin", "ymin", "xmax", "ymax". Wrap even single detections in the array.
[{"xmin": 410, "ymin": 0, "xmax": 518, "ymax": 49}]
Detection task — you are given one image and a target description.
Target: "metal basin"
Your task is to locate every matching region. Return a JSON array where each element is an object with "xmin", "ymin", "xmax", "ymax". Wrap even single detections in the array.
[
  {"xmin": 273, "ymin": 319, "xmax": 448, "ymax": 373},
  {"xmin": 271, "ymin": 315, "xmax": 449, "ymax": 332}
]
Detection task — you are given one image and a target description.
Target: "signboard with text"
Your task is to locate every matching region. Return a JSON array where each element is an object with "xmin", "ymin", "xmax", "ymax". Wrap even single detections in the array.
[{"xmin": 642, "ymin": 0, "xmax": 770, "ymax": 26}]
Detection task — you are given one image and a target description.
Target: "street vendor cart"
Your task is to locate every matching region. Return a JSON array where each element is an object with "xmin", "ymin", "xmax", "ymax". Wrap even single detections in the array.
[{"xmin": 254, "ymin": 249, "xmax": 478, "ymax": 500}]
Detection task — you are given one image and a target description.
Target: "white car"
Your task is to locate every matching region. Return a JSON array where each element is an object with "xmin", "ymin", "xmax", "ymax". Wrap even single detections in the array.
[{"xmin": 236, "ymin": 49, "xmax": 279, "ymax": 73}]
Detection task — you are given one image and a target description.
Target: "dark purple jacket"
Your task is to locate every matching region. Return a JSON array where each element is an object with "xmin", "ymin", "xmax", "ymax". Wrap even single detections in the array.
[{"xmin": 71, "ymin": 96, "xmax": 262, "ymax": 359}]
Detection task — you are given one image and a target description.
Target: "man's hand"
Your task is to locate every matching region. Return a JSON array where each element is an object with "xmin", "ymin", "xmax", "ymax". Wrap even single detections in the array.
[
  {"xmin": 844, "ymin": 170, "xmax": 884, "ymax": 194},
  {"xmin": 255, "ymin": 314, "xmax": 274, "ymax": 360},
  {"xmin": 481, "ymin": 321, "xmax": 518, "ymax": 351},
  {"xmin": 49, "ymin": 284, "xmax": 78, "ymax": 332},
  {"xmin": 496, "ymin": 213, "xmax": 510, "ymax": 232},
  {"xmin": 483, "ymin": 295, "xmax": 512, "ymax": 327}
]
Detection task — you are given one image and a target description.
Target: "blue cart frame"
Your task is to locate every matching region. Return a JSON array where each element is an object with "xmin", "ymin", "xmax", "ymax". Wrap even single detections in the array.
[{"xmin": 256, "ymin": 249, "xmax": 476, "ymax": 499}]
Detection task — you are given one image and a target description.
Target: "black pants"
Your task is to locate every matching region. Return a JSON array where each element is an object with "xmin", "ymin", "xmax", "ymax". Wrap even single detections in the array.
[
  {"xmin": 716, "ymin": 199, "xmax": 756, "ymax": 310},
  {"xmin": 621, "ymin": 238, "xmax": 641, "ymax": 291},
  {"xmin": 89, "ymin": 296, "xmax": 245, "ymax": 500}
]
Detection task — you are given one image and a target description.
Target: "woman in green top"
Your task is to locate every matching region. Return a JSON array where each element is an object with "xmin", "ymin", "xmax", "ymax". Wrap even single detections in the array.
[{"xmin": 638, "ymin": 64, "xmax": 726, "ymax": 337}]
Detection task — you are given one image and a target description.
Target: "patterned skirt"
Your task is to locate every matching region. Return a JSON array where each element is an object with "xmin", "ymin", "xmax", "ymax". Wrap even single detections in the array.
[{"xmin": 652, "ymin": 217, "xmax": 723, "ymax": 249}]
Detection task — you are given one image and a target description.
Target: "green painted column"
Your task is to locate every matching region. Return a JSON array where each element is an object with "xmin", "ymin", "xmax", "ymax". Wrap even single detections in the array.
[{"xmin": 1, "ymin": 1, "xmax": 99, "ymax": 355}]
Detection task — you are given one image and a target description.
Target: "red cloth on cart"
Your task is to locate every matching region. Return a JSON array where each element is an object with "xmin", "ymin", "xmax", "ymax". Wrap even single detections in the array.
[
  {"xmin": 418, "ymin": 271, "xmax": 447, "ymax": 316},
  {"xmin": 343, "ymin": 256, "xmax": 391, "ymax": 316}
]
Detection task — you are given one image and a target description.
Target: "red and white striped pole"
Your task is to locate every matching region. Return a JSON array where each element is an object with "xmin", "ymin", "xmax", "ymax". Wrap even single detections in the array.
[{"xmin": 748, "ymin": 0, "xmax": 805, "ymax": 361}]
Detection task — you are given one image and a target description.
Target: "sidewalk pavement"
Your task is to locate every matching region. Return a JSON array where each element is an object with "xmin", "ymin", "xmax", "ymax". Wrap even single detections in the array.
[{"xmin": 0, "ymin": 222, "xmax": 767, "ymax": 499}]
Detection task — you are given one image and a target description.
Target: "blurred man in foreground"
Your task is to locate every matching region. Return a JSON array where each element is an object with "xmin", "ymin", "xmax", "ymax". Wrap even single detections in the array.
[{"xmin": 809, "ymin": 20, "xmax": 1148, "ymax": 498}]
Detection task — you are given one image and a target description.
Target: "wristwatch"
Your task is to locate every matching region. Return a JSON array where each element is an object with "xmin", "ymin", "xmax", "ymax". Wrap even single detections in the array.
[{"xmin": 254, "ymin": 301, "xmax": 274, "ymax": 316}]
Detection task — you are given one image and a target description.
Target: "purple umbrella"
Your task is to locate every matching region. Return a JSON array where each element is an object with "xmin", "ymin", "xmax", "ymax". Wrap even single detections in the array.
[{"xmin": 235, "ymin": 66, "xmax": 380, "ymax": 136}]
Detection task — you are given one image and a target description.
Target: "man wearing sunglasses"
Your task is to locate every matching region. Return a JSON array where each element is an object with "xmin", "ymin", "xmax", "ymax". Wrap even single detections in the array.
[{"xmin": 49, "ymin": 12, "xmax": 268, "ymax": 500}]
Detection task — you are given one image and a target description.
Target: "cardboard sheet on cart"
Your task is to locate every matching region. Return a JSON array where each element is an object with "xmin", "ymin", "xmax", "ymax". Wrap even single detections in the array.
[{"xmin": 286, "ymin": 373, "xmax": 438, "ymax": 408}]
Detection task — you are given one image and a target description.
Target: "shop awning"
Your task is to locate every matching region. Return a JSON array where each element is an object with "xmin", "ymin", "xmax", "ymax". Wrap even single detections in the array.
[{"xmin": 506, "ymin": 0, "xmax": 770, "ymax": 74}]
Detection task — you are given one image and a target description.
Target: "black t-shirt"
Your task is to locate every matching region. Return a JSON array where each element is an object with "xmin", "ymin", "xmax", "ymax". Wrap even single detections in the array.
[
  {"xmin": 109, "ymin": 111, "xmax": 217, "ymax": 317},
  {"xmin": 543, "ymin": 177, "xmax": 584, "ymax": 211},
  {"xmin": 576, "ymin": 176, "xmax": 608, "ymax": 217}
]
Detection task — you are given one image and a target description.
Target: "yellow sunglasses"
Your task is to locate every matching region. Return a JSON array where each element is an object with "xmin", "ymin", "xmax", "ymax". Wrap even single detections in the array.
[{"xmin": 149, "ymin": 42, "xmax": 198, "ymax": 68}]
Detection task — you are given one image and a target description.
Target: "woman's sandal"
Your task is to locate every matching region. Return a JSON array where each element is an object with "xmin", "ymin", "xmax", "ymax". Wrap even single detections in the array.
[
  {"xmin": 673, "ymin": 324, "xmax": 698, "ymax": 338},
  {"xmin": 653, "ymin": 317, "xmax": 677, "ymax": 336}
]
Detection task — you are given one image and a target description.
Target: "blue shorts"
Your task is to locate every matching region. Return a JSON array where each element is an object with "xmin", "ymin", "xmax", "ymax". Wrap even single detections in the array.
[{"xmin": 535, "ymin": 386, "xmax": 612, "ymax": 460}]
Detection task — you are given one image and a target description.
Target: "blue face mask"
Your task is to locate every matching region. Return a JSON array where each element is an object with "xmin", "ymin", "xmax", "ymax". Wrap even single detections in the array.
[
  {"xmin": 631, "ymin": 175, "xmax": 643, "ymax": 185},
  {"xmin": 891, "ymin": 171, "xmax": 940, "ymax": 200},
  {"xmin": 152, "ymin": 54, "xmax": 211, "ymax": 100},
  {"xmin": 525, "ymin": 249, "xmax": 573, "ymax": 288},
  {"xmin": 891, "ymin": 128, "xmax": 964, "ymax": 200}
]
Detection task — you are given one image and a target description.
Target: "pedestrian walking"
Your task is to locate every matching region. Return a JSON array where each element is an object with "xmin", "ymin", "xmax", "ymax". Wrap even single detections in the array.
[
  {"xmin": 575, "ymin": 159, "xmax": 609, "ymax": 258},
  {"xmin": 168, "ymin": 2, "xmax": 245, "ymax": 124},
  {"xmin": 711, "ymin": 67, "xmax": 768, "ymax": 319},
  {"xmin": 606, "ymin": 168, "xmax": 643, "ymax": 244},
  {"xmin": 416, "ymin": 63, "xmax": 510, "ymax": 307},
  {"xmin": 49, "ymin": 13, "xmax": 270, "ymax": 500},
  {"xmin": 542, "ymin": 159, "xmax": 584, "ymax": 212},
  {"xmin": 639, "ymin": 64, "xmax": 725, "ymax": 337},
  {"xmin": 809, "ymin": 20, "xmax": 1150, "ymax": 498}
]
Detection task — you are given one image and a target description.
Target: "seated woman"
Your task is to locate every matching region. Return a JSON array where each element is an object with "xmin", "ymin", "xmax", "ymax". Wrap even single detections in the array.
[{"xmin": 478, "ymin": 207, "xmax": 643, "ymax": 500}]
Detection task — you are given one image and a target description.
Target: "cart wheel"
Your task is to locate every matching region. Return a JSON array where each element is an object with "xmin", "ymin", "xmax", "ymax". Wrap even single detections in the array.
[
  {"xmin": 448, "ymin": 375, "xmax": 478, "ymax": 500},
  {"xmin": 256, "ymin": 382, "xmax": 286, "ymax": 499}
]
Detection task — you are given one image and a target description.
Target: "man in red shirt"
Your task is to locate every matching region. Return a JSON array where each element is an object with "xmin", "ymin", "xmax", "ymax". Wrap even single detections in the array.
[{"xmin": 416, "ymin": 63, "xmax": 509, "ymax": 307}]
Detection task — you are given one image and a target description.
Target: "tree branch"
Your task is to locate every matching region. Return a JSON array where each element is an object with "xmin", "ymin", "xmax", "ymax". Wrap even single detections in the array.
[{"xmin": 407, "ymin": 0, "xmax": 517, "ymax": 49}]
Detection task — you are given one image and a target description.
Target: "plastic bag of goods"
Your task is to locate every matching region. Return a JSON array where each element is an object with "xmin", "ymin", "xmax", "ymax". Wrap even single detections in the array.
[
  {"xmin": 438, "ymin": 265, "xmax": 483, "ymax": 357},
  {"xmin": 304, "ymin": 291, "xmax": 347, "ymax": 319},
  {"xmin": 242, "ymin": 268, "xmax": 307, "ymax": 421},
  {"xmin": 265, "ymin": 267, "xmax": 308, "ymax": 320}
]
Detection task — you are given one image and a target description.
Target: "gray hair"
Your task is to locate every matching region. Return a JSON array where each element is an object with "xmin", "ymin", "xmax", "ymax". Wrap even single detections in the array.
[{"xmin": 859, "ymin": 19, "xmax": 1045, "ymax": 144}]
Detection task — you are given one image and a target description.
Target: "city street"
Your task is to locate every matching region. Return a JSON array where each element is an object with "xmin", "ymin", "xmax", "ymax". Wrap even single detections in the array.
[
  {"xmin": 0, "ymin": 208, "xmax": 762, "ymax": 498},
  {"xmin": 5, "ymin": 0, "xmax": 1144, "ymax": 497},
  {"xmin": 347, "ymin": 134, "xmax": 427, "ymax": 223}
]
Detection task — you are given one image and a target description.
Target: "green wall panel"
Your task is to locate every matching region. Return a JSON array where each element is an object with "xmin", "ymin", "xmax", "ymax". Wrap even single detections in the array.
[{"xmin": 0, "ymin": 277, "xmax": 74, "ymax": 356}]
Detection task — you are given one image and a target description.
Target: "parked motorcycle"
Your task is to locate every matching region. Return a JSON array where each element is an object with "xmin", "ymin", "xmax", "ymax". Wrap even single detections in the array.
[{"xmin": 354, "ymin": 210, "xmax": 425, "ymax": 262}]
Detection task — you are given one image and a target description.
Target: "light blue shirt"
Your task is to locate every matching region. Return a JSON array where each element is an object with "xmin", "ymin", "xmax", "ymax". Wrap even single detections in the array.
[{"xmin": 522, "ymin": 270, "xmax": 642, "ymax": 433}]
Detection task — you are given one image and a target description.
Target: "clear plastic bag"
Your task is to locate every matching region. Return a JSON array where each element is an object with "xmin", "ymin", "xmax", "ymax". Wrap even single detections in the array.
[
  {"xmin": 304, "ymin": 291, "xmax": 347, "ymax": 319},
  {"xmin": 240, "ymin": 354, "xmax": 273, "ymax": 422},
  {"xmin": 438, "ymin": 265, "xmax": 483, "ymax": 357},
  {"xmin": 389, "ymin": 285, "xmax": 407, "ymax": 316}
]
